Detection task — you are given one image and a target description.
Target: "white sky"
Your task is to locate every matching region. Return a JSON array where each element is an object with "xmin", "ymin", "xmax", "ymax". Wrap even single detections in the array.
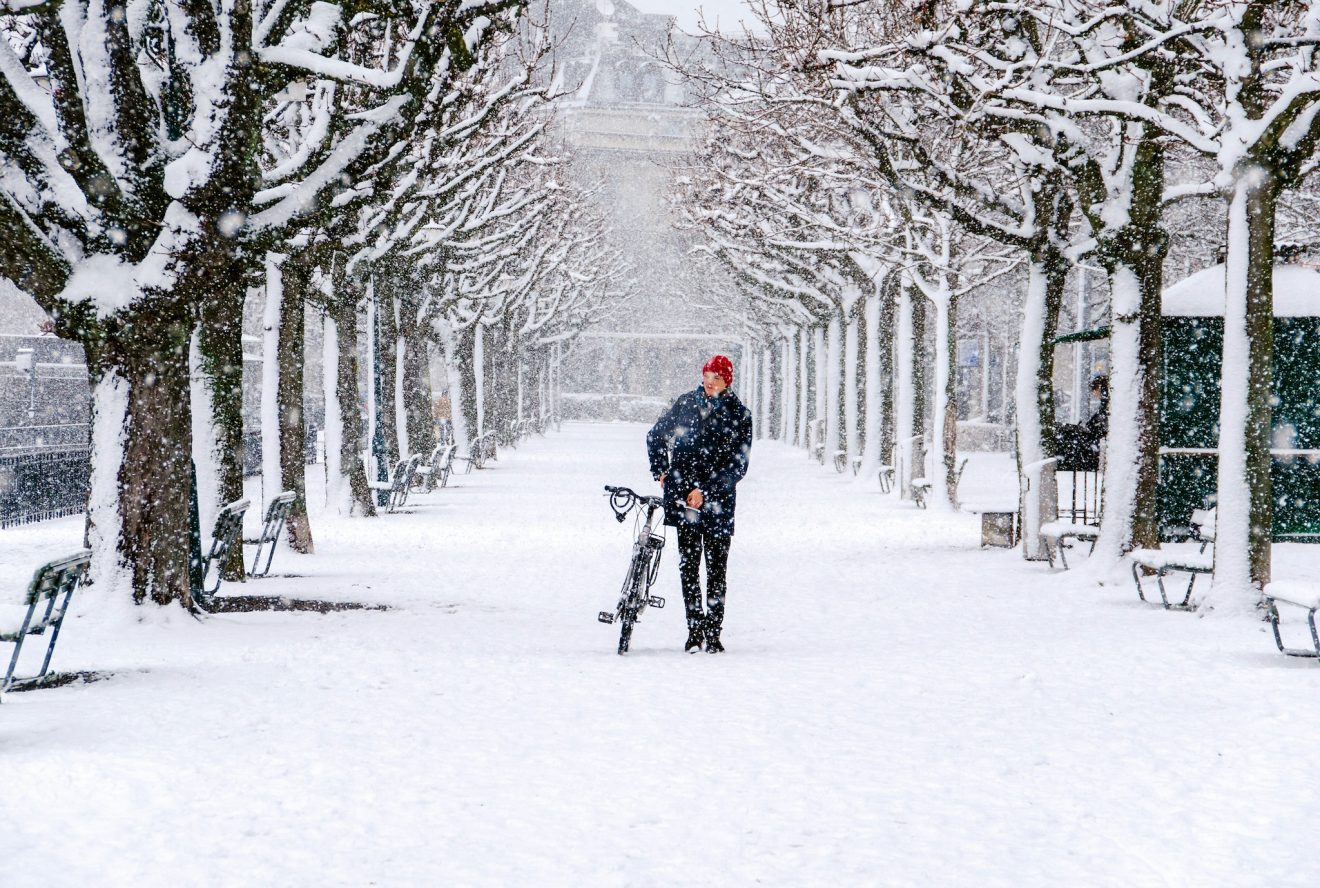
[{"xmin": 628, "ymin": 0, "xmax": 760, "ymax": 32}]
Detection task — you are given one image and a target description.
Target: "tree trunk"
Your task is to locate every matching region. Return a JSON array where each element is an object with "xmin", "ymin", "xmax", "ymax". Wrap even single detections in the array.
[
  {"xmin": 402, "ymin": 325, "xmax": 435, "ymax": 459},
  {"xmin": 375, "ymin": 286, "xmax": 400, "ymax": 464},
  {"xmin": 895, "ymin": 272, "xmax": 917, "ymax": 496},
  {"xmin": 262, "ymin": 253, "xmax": 285, "ymax": 511},
  {"xmin": 279, "ymin": 263, "xmax": 314, "ymax": 553},
  {"xmin": 797, "ymin": 326, "xmax": 809, "ymax": 448},
  {"xmin": 334, "ymin": 300, "xmax": 376, "ymax": 517},
  {"xmin": 930, "ymin": 292, "xmax": 958, "ymax": 510},
  {"xmin": 878, "ymin": 275, "xmax": 896, "ymax": 467},
  {"xmin": 1210, "ymin": 168, "xmax": 1276, "ymax": 601},
  {"xmin": 824, "ymin": 313, "xmax": 843, "ymax": 464},
  {"xmin": 813, "ymin": 325, "xmax": 826, "ymax": 459},
  {"xmin": 196, "ymin": 285, "xmax": 247, "ymax": 580},
  {"xmin": 98, "ymin": 304, "xmax": 196, "ymax": 606},
  {"xmin": 843, "ymin": 302, "xmax": 860, "ymax": 467},
  {"xmin": 1016, "ymin": 254, "xmax": 1067, "ymax": 559},
  {"xmin": 911, "ymin": 289, "xmax": 928, "ymax": 482}
]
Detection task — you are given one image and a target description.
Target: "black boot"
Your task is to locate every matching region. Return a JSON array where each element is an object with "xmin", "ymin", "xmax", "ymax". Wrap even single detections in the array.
[
  {"xmin": 684, "ymin": 624, "xmax": 705, "ymax": 653},
  {"xmin": 705, "ymin": 627, "xmax": 724, "ymax": 654}
]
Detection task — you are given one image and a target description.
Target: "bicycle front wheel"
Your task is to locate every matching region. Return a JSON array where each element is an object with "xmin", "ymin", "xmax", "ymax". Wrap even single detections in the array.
[{"xmin": 616, "ymin": 555, "xmax": 647, "ymax": 655}]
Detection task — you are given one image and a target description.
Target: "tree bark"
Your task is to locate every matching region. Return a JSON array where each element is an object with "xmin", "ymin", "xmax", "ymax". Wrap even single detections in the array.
[
  {"xmin": 1212, "ymin": 168, "xmax": 1277, "ymax": 596},
  {"xmin": 111, "ymin": 302, "xmax": 196, "ymax": 606},
  {"xmin": 279, "ymin": 262, "xmax": 314, "ymax": 553},
  {"xmin": 334, "ymin": 300, "xmax": 376, "ymax": 517},
  {"xmin": 196, "ymin": 283, "xmax": 247, "ymax": 580},
  {"xmin": 376, "ymin": 285, "xmax": 400, "ymax": 465}
]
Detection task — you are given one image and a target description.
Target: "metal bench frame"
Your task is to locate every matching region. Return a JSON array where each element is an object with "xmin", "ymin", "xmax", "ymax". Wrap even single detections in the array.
[
  {"xmin": 1131, "ymin": 510, "xmax": 1216, "ymax": 610},
  {"xmin": 201, "ymin": 499, "xmax": 251, "ymax": 598},
  {"xmin": 3, "ymin": 550, "xmax": 91, "ymax": 694},
  {"xmin": 250, "ymin": 491, "xmax": 296, "ymax": 578},
  {"xmin": 1044, "ymin": 524, "xmax": 1099, "ymax": 570},
  {"xmin": 368, "ymin": 456, "xmax": 421, "ymax": 512},
  {"xmin": 1266, "ymin": 594, "xmax": 1320, "ymax": 658},
  {"xmin": 416, "ymin": 443, "xmax": 456, "ymax": 491}
]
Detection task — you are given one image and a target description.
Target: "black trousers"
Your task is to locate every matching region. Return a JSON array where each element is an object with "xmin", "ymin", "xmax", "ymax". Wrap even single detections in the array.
[{"xmin": 676, "ymin": 526, "xmax": 732, "ymax": 634}]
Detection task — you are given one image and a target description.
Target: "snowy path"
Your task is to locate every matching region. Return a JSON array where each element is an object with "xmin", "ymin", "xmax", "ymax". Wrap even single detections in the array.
[{"xmin": 4, "ymin": 423, "xmax": 1320, "ymax": 886}]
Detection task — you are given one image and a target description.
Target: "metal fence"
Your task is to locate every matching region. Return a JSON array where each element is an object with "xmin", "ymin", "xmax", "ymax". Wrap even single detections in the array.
[
  {"xmin": 1, "ymin": 428, "xmax": 322, "ymax": 527},
  {"xmin": 0, "ymin": 446, "xmax": 91, "ymax": 528}
]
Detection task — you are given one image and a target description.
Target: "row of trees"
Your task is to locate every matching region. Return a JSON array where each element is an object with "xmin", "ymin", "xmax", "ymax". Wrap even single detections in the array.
[
  {"xmin": 674, "ymin": 0, "xmax": 1320, "ymax": 603},
  {"xmin": 0, "ymin": 1, "xmax": 623, "ymax": 607}
]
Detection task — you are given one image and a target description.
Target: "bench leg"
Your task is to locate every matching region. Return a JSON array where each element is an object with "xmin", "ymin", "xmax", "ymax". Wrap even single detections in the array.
[
  {"xmin": 1154, "ymin": 568, "xmax": 1196, "ymax": 610},
  {"xmin": 3, "ymin": 601, "xmax": 39, "ymax": 692},
  {"xmin": 35, "ymin": 585, "xmax": 76, "ymax": 681},
  {"xmin": 1132, "ymin": 562, "xmax": 1150, "ymax": 604},
  {"xmin": 1267, "ymin": 601, "xmax": 1320, "ymax": 658}
]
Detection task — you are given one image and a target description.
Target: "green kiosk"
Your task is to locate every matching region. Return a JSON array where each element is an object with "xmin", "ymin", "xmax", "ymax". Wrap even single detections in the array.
[
  {"xmin": 1160, "ymin": 262, "xmax": 1320, "ymax": 540},
  {"xmin": 1057, "ymin": 260, "xmax": 1320, "ymax": 540}
]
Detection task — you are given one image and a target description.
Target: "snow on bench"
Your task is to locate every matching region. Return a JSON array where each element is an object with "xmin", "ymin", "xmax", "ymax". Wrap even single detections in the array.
[
  {"xmin": 1039, "ymin": 520, "xmax": 1099, "ymax": 569},
  {"xmin": 964, "ymin": 501, "xmax": 1019, "ymax": 549},
  {"xmin": 1130, "ymin": 508, "xmax": 1216, "ymax": 610},
  {"xmin": 1265, "ymin": 580, "xmax": 1320, "ymax": 659}
]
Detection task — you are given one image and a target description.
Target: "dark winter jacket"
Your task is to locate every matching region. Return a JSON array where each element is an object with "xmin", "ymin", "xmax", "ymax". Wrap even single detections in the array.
[{"xmin": 646, "ymin": 388, "xmax": 753, "ymax": 537}]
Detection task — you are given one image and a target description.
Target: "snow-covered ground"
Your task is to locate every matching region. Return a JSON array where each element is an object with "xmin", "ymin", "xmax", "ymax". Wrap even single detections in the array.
[{"xmin": 3, "ymin": 423, "xmax": 1320, "ymax": 886}]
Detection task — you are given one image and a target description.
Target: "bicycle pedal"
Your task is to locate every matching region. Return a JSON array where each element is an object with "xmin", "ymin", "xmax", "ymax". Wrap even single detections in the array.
[
  {"xmin": 597, "ymin": 611, "xmax": 615, "ymax": 624},
  {"xmin": 648, "ymin": 596, "xmax": 665, "ymax": 609}
]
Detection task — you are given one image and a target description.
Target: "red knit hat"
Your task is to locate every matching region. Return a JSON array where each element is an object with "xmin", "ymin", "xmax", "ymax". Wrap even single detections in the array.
[{"xmin": 703, "ymin": 354, "xmax": 734, "ymax": 387}]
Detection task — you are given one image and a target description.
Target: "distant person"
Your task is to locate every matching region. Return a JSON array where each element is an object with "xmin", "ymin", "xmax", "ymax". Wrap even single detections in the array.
[
  {"xmin": 646, "ymin": 355, "xmax": 753, "ymax": 654},
  {"xmin": 1056, "ymin": 374, "xmax": 1109, "ymax": 471}
]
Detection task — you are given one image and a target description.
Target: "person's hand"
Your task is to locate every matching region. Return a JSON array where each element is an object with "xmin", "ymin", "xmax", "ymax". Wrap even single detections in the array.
[
  {"xmin": 687, "ymin": 488, "xmax": 704, "ymax": 509},
  {"xmin": 658, "ymin": 474, "xmax": 666, "ymax": 487}
]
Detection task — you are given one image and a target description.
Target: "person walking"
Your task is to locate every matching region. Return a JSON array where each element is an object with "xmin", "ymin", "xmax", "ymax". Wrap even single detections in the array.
[{"xmin": 646, "ymin": 355, "xmax": 753, "ymax": 653}]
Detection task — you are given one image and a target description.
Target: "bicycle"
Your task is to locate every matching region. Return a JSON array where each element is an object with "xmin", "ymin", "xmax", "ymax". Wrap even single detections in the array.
[{"xmin": 597, "ymin": 485, "xmax": 667, "ymax": 654}]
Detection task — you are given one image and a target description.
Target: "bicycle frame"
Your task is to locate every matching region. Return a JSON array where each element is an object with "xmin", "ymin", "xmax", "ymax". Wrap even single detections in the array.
[{"xmin": 599, "ymin": 485, "xmax": 667, "ymax": 654}]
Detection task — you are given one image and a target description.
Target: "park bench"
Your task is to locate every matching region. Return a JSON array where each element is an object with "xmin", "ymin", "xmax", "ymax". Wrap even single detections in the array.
[
  {"xmin": 837, "ymin": 454, "xmax": 894, "ymax": 490},
  {"xmin": 908, "ymin": 460, "xmax": 965, "ymax": 510},
  {"xmin": 367, "ymin": 456, "xmax": 421, "ymax": 512},
  {"xmin": 1041, "ymin": 521, "xmax": 1099, "ymax": 569},
  {"xmin": 1264, "ymin": 581, "xmax": 1320, "ymax": 659},
  {"xmin": 459, "ymin": 433, "xmax": 498, "ymax": 473},
  {"xmin": 414, "ymin": 443, "xmax": 456, "ymax": 491},
  {"xmin": 1035, "ymin": 464, "xmax": 1103, "ymax": 569},
  {"xmin": 201, "ymin": 498, "xmax": 250, "ymax": 598},
  {"xmin": 964, "ymin": 501, "xmax": 1020, "ymax": 548},
  {"xmin": 1130, "ymin": 507, "xmax": 1216, "ymax": 610},
  {"xmin": 249, "ymin": 491, "xmax": 296, "ymax": 578},
  {"xmin": 910, "ymin": 477, "xmax": 931, "ymax": 508},
  {"xmin": 2, "ymin": 550, "xmax": 91, "ymax": 695}
]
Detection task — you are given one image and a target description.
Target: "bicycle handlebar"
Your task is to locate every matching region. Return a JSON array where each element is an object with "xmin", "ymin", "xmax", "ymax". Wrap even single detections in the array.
[{"xmin": 604, "ymin": 484, "xmax": 664, "ymax": 522}]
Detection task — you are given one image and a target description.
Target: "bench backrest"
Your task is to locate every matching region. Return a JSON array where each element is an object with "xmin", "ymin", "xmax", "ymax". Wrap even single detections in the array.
[
  {"xmin": 4, "ymin": 550, "xmax": 91, "ymax": 692},
  {"xmin": 25, "ymin": 550, "xmax": 92, "ymax": 608},
  {"xmin": 261, "ymin": 492, "xmax": 296, "ymax": 538},
  {"xmin": 211, "ymin": 499, "xmax": 250, "ymax": 556}
]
